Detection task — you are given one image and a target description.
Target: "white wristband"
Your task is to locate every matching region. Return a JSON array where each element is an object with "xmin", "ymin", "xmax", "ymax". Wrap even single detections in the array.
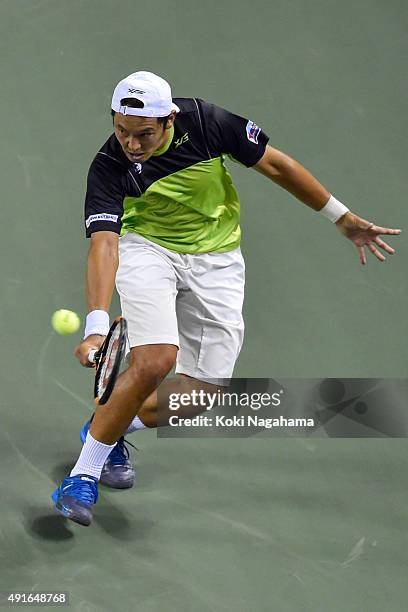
[
  {"xmin": 319, "ymin": 195, "xmax": 350, "ymax": 223},
  {"xmin": 84, "ymin": 310, "xmax": 110, "ymax": 339}
]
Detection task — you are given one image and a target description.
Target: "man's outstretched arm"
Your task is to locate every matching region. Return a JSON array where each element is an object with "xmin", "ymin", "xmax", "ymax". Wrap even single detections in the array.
[
  {"xmin": 74, "ymin": 231, "xmax": 119, "ymax": 366},
  {"xmin": 253, "ymin": 144, "xmax": 401, "ymax": 265}
]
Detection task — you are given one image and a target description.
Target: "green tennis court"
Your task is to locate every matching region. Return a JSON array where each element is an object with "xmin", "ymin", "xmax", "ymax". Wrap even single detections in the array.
[{"xmin": 0, "ymin": 1, "xmax": 407, "ymax": 610}]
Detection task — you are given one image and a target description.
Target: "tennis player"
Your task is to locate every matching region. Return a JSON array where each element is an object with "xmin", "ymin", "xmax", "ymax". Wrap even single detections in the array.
[{"xmin": 52, "ymin": 71, "xmax": 401, "ymax": 525}]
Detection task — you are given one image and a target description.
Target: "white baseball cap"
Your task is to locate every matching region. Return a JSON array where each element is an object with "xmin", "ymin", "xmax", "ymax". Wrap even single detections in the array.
[{"xmin": 111, "ymin": 71, "xmax": 180, "ymax": 117}]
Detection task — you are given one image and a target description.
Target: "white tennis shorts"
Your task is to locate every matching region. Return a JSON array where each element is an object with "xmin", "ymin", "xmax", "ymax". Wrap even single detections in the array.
[{"xmin": 115, "ymin": 233, "xmax": 245, "ymax": 382}]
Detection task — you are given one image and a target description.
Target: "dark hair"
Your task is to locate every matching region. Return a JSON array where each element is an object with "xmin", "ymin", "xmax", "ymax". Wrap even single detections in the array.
[{"xmin": 111, "ymin": 97, "xmax": 172, "ymax": 127}]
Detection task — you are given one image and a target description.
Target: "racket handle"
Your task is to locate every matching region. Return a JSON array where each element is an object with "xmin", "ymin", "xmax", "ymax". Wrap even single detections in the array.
[{"xmin": 88, "ymin": 349, "xmax": 98, "ymax": 364}]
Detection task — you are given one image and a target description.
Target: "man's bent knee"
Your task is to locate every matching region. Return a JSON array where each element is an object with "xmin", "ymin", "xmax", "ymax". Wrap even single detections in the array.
[{"xmin": 129, "ymin": 344, "xmax": 178, "ymax": 385}]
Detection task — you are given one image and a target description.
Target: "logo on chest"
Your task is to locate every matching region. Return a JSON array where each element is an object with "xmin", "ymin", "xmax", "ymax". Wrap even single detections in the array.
[{"xmin": 174, "ymin": 132, "xmax": 189, "ymax": 148}]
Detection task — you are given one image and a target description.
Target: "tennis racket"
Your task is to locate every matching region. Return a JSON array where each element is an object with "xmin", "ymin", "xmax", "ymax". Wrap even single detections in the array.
[{"xmin": 88, "ymin": 316, "xmax": 128, "ymax": 405}]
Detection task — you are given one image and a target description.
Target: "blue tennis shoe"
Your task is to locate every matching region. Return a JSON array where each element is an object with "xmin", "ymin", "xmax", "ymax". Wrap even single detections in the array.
[
  {"xmin": 80, "ymin": 418, "xmax": 136, "ymax": 489},
  {"xmin": 51, "ymin": 474, "xmax": 98, "ymax": 526}
]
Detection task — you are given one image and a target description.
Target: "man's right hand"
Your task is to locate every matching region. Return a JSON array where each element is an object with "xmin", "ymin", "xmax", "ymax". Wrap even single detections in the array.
[{"xmin": 74, "ymin": 335, "xmax": 106, "ymax": 367}]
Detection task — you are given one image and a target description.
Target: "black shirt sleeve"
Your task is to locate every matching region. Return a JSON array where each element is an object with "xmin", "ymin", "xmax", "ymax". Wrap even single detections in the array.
[
  {"xmin": 84, "ymin": 153, "xmax": 125, "ymax": 237},
  {"xmin": 195, "ymin": 98, "xmax": 269, "ymax": 167}
]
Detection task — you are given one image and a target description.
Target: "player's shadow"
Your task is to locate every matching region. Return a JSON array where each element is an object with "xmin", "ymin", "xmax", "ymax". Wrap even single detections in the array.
[
  {"xmin": 95, "ymin": 510, "xmax": 154, "ymax": 542},
  {"xmin": 24, "ymin": 500, "xmax": 139, "ymax": 542},
  {"xmin": 24, "ymin": 508, "xmax": 75, "ymax": 541}
]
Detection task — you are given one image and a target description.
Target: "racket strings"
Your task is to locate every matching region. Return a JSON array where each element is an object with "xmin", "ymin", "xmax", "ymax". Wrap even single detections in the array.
[
  {"xmin": 94, "ymin": 317, "xmax": 128, "ymax": 405},
  {"xmin": 98, "ymin": 332, "xmax": 121, "ymax": 396}
]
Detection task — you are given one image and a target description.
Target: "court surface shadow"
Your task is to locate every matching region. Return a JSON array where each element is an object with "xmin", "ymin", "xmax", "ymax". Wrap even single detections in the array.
[
  {"xmin": 25, "ymin": 507, "xmax": 75, "ymax": 541},
  {"xmin": 24, "ymin": 487, "xmax": 154, "ymax": 543}
]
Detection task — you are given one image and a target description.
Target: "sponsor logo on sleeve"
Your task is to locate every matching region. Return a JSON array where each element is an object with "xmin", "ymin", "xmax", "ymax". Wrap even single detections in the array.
[
  {"xmin": 85, "ymin": 213, "xmax": 119, "ymax": 229},
  {"xmin": 246, "ymin": 120, "xmax": 261, "ymax": 144}
]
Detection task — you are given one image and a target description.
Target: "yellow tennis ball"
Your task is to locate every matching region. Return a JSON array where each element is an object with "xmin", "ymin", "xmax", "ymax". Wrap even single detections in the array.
[{"xmin": 51, "ymin": 309, "xmax": 81, "ymax": 335}]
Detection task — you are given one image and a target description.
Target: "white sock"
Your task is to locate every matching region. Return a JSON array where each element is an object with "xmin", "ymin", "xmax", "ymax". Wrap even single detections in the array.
[
  {"xmin": 70, "ymin": 432, "xmax": 116, "ymax": 480},
  {"xmin": 126, "ymin": 415, "xmax": 147, "ymax": 434}
]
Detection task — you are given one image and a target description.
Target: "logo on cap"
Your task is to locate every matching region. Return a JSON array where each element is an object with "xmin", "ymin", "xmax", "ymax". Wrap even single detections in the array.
[{"xmin": 128, "ymin": 88, "xmax": 145, "ymax": 94}]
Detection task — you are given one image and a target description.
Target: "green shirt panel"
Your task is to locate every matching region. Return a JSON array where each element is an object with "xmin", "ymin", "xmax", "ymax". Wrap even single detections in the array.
[{"xmin": 121, "ymin": 157, "xmax": 241, "ymax": 254}]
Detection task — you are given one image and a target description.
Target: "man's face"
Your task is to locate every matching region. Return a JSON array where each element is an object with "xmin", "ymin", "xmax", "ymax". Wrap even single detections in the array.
[{"xmin": 113, "ymin": 112, "xmax": 175, "ymax": 163}]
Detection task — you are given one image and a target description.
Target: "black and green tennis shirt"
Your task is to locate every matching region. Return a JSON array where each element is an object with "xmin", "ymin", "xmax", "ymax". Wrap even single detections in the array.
[{"xmin": 84, "ymin": 98, "xmax": 269, "ymax": 254}]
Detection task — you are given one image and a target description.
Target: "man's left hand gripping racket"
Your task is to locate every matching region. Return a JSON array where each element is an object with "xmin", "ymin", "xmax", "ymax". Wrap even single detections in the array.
[{"xmin": 88, "ymin": 316, "xmax": 128, "ymax": 405}]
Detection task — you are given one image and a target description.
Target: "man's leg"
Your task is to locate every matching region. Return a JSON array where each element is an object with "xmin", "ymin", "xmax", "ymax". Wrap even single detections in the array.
[
  {"xmin": 134, "ymin": 374, "xmax": 223, "ymax": 427},
  {"xmin": 52, "ymin": 343, "xmax": 177, "ymax": 525},
  {"xmin": 88, "ymin": 344, "xmax": 177, "ymax": 443},
  {"xmin": 81, "ymin": 232, "xmax": 181, "ymax": 487}
]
